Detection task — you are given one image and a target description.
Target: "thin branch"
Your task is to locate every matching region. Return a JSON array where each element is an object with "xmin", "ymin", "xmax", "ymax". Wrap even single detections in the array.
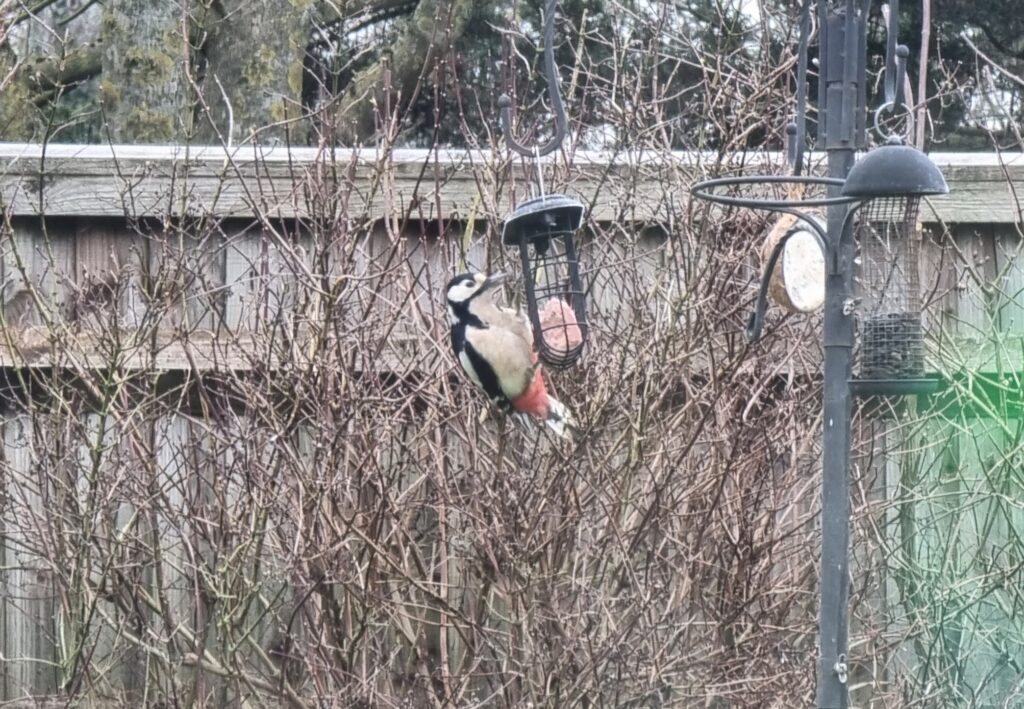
[
  {"xmin": 960, "ymin": 31, "xmax": 1024, "ymax": 91},
  {"xmin": 915, "ymin": 0, "xmax": 931, "ymax": 148}
]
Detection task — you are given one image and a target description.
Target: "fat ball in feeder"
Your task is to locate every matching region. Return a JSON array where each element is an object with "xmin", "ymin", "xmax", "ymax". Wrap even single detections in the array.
[{"xmin": 761, "ymin": 211, "xmax": 827, "ymax": 314}]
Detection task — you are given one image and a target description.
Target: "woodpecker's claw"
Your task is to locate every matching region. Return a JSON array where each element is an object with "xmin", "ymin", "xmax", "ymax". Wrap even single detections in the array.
[{"xmin": 512, "ymin": 412, "xmax": 534, "ymax": 431}]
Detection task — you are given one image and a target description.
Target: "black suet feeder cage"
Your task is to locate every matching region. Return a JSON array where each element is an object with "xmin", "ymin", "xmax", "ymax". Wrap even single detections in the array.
[
  {"xmin": 496, "ymin": 0, "xmax": 589, "ymax": 369},
  {"xmin": 501, "ymin": 194, "xmax": 588, "ymax": 369}
]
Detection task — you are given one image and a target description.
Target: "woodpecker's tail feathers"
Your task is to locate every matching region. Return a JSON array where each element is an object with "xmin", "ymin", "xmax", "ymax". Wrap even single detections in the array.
[{"xmin": 544, "ymin": 396, "xmax": 576, "ymax": 440}]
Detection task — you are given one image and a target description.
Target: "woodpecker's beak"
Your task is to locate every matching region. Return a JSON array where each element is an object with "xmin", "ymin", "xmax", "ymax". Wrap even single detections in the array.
[{"xmin": 479, "ymin": 272, "xmax": 508, "ymax": 293}]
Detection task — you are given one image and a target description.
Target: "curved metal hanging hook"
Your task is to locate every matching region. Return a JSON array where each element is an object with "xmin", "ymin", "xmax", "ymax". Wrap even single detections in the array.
[
  {"xmin": 893, "ymin": 43, "xmax": 908, "ymax": 109},
  {"xmin": 876, "ymin": 0, "xmax": 915, "ymax": 141},
  {"xmin": 786, "ymin": 0, "xmax": 813, "ymax": 176},
  {"xmin": 880, "ymin": 2, "xmax": 910, "ymax": 110},
  {"xmin": 883, "ymin": 0, "xmax": 900, "ymax": 103},
  {"xmin": 498, "ymin": 0, "xmax": 568, "ymax": 158},
  {"xmin": 873, "ymin": 45, "xmax": 914, "ymax": 139}
]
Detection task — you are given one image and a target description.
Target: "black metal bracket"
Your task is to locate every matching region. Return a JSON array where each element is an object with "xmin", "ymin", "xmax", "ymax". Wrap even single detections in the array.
[
  {"xmin": 849, "ymin": 376, "xmax": 944, "ymax": 396},
  {"xmin": 787, "ymin": 0, "xmax": 814, "ymax": 175},
  {"xmin": 691, "ymin": 175, "xmax": 864, "ymax": 341},
  {"xmin": 689, "ymin": 175, "xmax": 854, "ymax": 211}
]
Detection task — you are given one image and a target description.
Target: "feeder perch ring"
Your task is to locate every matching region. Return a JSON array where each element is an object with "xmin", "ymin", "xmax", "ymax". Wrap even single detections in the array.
[
  {"xmin": 872, "ymin": 100, "xmax": 914, "ymax": 142},
  {"xmin": 690, "ymin": 175, "xmax": 856, "ymax": 210}
]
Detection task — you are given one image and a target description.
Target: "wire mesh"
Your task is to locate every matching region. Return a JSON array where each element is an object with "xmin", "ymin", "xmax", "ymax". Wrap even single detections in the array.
[
  {"xmin": 516, "ymin": 230, "xmax": 587, "ymax": 369},
  {"xmin": 856, "ymin": 196, "xmax": 923, "ymax": 379}
]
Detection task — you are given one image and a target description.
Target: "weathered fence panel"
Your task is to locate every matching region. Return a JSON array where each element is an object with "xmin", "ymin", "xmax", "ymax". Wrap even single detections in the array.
[
  {"xmin": 1, "ymin": 145, "xmax": 1024, "ymax": 706},
  {"xmin": 2, "ymin": 414, "xmax": 57, "ymax": 700}
]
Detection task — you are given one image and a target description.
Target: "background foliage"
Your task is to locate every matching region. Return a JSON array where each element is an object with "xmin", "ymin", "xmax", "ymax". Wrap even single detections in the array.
[{"xmin": 3, "ymin": 0, "xmax": 1022, "ymax": 149}]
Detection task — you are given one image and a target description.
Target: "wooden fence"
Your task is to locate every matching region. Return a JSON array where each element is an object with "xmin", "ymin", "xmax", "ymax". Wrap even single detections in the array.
[{"xmin": 0, "ymin": 143, "xmax": 1023, "ymax": 707}]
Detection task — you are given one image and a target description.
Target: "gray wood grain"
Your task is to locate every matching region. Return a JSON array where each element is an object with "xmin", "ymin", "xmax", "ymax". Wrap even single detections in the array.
[
  {"xmin": 2, "ymin": 219, "xmax": 74, "ymax": 330},
  {"xmin": 1, "ymin": 144, "xmax": 1018, "ymax": 223},
  {"xmin": 1, "ymin": 414, "xmax": 58, "ymax": 699}
]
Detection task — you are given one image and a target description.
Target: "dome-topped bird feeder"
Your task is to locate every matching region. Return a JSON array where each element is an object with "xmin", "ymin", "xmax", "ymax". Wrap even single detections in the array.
[
  {"xmin": 501, "ymin": 194, "xmax": 588, "ymax": 368},
  {"xmin": 497, "ymin": 0, "xmax": 589, "ymax": 369},
  {"xmin": 843, "ymin": 135, "xmax": 949, "ymax": 395}
]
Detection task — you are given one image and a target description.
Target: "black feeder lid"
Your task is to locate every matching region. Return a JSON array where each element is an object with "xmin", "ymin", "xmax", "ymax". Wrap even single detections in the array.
[
  {"xmin": 841, "ymin": 136, "xmax": 950, "ymax": 199},
  {"xmin": 501, "ymin": 194, "xmax": 586, "ymax": 247}
]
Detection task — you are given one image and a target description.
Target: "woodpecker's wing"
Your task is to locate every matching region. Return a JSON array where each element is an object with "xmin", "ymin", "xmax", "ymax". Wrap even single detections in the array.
[
  {"xmin": 462, "ymin": 324, "xmax": 535, "ymax": 404},
  {"xmin": 475, "ymin": 301, "xmax": 534, "ymax": 348}
]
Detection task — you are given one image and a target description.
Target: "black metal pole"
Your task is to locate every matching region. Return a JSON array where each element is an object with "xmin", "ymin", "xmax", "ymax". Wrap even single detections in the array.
[
  {"xmin": 818, "ymin": 150, "xmax": 854, "ymax": 709},
  {"xmin": 817, "ymin": 1, "xmax": 863, "ymax": 706}
]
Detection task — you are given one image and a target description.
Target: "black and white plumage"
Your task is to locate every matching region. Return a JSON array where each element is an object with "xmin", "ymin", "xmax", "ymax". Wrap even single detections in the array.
[{"xmin": 445, "ymin": 271, "xmax": 573, "ymax": 438}]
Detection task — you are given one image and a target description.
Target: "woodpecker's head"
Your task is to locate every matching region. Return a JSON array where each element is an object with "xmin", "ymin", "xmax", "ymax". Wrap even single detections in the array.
[
  {"xmin": 446, "ymin": 272, "xmax": 507, "ymax": 321},
  {"xmin": 446, "ymin": 272, "xmax": 508, "ymax": 304}
]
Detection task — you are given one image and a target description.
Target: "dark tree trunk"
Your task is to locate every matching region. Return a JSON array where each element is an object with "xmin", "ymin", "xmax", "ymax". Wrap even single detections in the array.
[
  {"xmin": 0, "ymin": 49, "xmax": 36, "ymax": 140},
  {"xmin": 2, "ymin": 3, "xmax": 103, "ymax": 140},
  {"xmin": 197, "ymin": 1, "xmax": 310, "ymax": 145},
  {"xmin": 100, "ymin": 0, "xmax": 188, "ymax": 142},
  {"xmin": 331, "ymin": 0, "xmax": 479, "ymax": 144}
]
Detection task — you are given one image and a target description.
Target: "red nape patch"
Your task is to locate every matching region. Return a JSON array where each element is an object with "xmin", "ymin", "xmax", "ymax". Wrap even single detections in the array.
[{"xmin": 511, "ymin": 370, "xmax": 549, "ymax": 417}]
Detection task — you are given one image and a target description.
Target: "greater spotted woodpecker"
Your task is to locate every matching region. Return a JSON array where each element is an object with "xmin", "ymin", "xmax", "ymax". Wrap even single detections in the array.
[{"xmin": 445, "ymin": 271, "xmax": 574, "ymax": 438}]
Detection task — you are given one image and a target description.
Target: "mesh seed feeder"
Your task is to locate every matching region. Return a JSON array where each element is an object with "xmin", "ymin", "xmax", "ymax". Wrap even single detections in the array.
[
  {"xmin": 501, "ymin": 194, "xmax": 588, "ymax": 368},
  {"xmin": 842, "ymin": 136, "xmax": 949, "ymax": 395}
]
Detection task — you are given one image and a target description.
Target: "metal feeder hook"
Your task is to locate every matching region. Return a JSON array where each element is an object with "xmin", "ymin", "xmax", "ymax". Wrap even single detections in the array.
[
  {"xmin": 498, "ymin": 0, "xmax": 568, "ymax": 158},
  {"xmin": 498, "ymin": 0, "xmax": 588, "ymax": 369}
]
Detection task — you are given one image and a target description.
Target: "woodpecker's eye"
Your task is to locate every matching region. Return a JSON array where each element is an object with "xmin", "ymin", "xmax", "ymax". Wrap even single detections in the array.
[{"xmin": 463, "ymin": 279, "xmax": 474, "ymax": 287}]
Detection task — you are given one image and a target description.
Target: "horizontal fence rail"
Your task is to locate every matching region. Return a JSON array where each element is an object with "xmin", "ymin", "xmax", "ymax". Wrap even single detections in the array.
[{"xmin": 2, "ymin": 144, "xmax": 1022, "ymax": 221}]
